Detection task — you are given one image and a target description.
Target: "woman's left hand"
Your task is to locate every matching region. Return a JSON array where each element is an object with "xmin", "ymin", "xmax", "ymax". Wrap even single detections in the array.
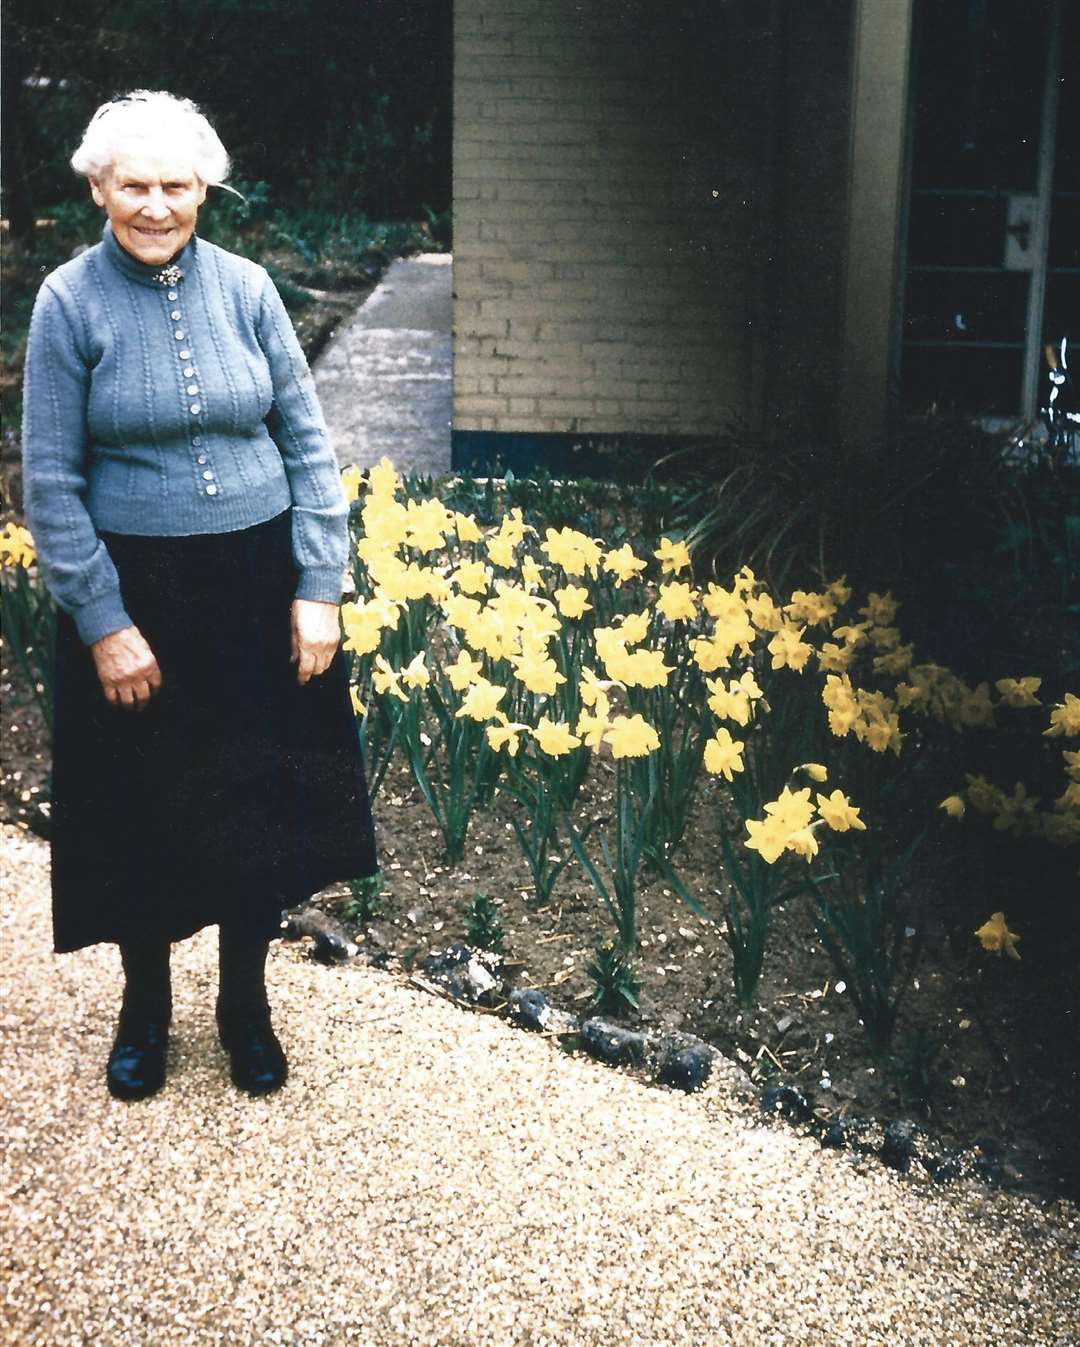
[{"xmin": 290, "ymin": 598, "xmax": 341, "ymax": 684}]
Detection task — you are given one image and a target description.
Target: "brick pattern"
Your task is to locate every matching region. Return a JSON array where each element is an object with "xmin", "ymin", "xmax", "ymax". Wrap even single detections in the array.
[{"xmin": 453, "ymin": 0, "xmax": 779, "ymax": 436}]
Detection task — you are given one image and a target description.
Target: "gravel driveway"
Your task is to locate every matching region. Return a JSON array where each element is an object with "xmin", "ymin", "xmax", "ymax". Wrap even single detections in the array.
[{"xmin": 2, "ymin": 825, "xmax": 1077, "ymax": 1347}]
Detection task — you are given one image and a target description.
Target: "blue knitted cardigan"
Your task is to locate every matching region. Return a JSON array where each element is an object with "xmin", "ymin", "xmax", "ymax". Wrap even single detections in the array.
[{"xmin": 21, "ymin": 220, "xmax": 349, "ymax": 645}]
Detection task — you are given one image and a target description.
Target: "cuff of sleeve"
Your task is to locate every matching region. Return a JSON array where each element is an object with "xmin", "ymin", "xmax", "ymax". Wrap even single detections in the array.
[
  {"xmin": 73, "ymin": 593, "xmax": 134, "ymax": 647},
  {"xmin": 294, "ymin": 565, "xmax": 346, "ymax": 604}
]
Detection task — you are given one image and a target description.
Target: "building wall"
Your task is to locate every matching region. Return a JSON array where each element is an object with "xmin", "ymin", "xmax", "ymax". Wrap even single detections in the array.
[{"xmin": 452, "ymin": 0, "xmax": 782, "ymax": 450}]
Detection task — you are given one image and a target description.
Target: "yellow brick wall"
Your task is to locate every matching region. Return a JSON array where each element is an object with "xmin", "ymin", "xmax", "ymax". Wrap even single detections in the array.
[{"xmin": 452, "ymin": 0, "xmax": 782, "ymax": 437}]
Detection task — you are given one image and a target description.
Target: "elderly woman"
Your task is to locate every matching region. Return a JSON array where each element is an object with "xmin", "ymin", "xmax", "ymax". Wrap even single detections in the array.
[{"xmin": 22, "ymin": 91, "xmax": 378, "ymax": 1101}]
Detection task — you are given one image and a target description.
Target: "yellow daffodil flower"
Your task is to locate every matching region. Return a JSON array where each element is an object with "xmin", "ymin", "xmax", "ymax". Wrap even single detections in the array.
[
  {"xmin": 453, "ymin": 560, "xmax": 490, "ymax": 595},
  {"xmin": 349, "ymin": 686, "xmax": 366, "ymax": 717},
  {"xmin": 401, "ymin": 651, "xmax": 430, "ymax": 690},
  {"xmin": 763, "ymin": 786, "xmax": 816, "ymax": 834},
  {"xmin": 455, "ymin": 512, "xmax": 482, "ymax": 543},
  {"xmin": 533, "ymin": 717, "xmax": 582, "ymax": 757},
  {"xmin": 767, "ymin": 623, "xmax": 814, "ymax": 672},
  {"xmin": 939, "ymin": 795, "xmax": 966, "ymax": 819},
  {"xmin": 815, "ymin": 790, "xmax": 866, "ymax": 832},
  {"xmin": 576, "ymin": 705, "xmax": 611, "ymax": 748},
  {"xmin": 340, "ymin": 464, "xmax": 364, "ymax": 502},
  {"xmin": 974, "ymin": 911, "xmax": 1021, "ymax": 960},
  {"xmin": 511, "ymin": 650, "xmax": 566, "ymax": 697},
  {"xmin": 1044, "ymin": 693, "xmax": 1080, "ymax": 738},
  {"xmin": 798, "ymin": 763, "xmax": 829, "ymax": 782},
  {"xmin": 455, "ymin": 677, "xmax": 507, "ymax": 721},
  {"xmin": 858, "ymin": 591, "xmax": 900, "ymax": 626},
  {"xmin": 603, "ymin": 543, "xmax": 647, "ymax": 586},
  {"xmin": 486, "ymin": 712, "xmax": 530, "ymax": 757},
  {"xmin": 446, "ymin": 649, "xmax": 486, "ymax": 691},
  {"xmin": 785, "ymin": 590, "xmax": 837, "ymax": 626},
  {"xmin": 744, "ymin": 816, "xmax": 789, "ymax": 864},
  {"xmin": 657, "ymin": 582, "xmax": 697, "ymax": 623},
  {"xmin": 554, "ymin": 584, "xmax": 593, "ymax": 619},
  {"xmin": 654, "ymin": 536, "xmax": 692, "ymax": 575},
  {"xmin": 372, "ymin": 654, "xmax": 409, "ymax": 703},
  {"xmin": 703, "ymin": 728, "xmax": 745, "ymax": 780},
  {"xmin": 486, "ymin": 534, "xmax": 517, "ymax": 569},
  {"xmin": 367, "ymin": 456, "xmax": 402, "ymax": 498},
  {"xmin": 604, "ymin": 713, "xmax": 660, "ymax": 759}
]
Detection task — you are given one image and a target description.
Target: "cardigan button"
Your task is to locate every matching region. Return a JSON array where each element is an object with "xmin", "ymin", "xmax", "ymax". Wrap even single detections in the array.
[
  {"xmin": 179, "ymin": 349, "xmax": 191, "ymax": 359},
  {"xmin": 168, "ymin": 290, "xmax": 179, "ymax": 301},
  {"xmin": 171, "ymin": 310, "xmax": 182, "ymax": 321},
  {"xmin": 186, "ymin": 384, "xmax": 199, "ymax": 396},
  {"xmin": 205, "ymin": 484, "xmax": 218, "ymax": 496},
  {"xmin": 173, "ymin": 329, "xmax": 185, "ymax": 340},
  {"xmin": 189, "ymin": 403, "xmax": 202, "ymax": 415},
  {"xmin": 183, "ymin": 366, "xmax": 195, "ymax": 377}
]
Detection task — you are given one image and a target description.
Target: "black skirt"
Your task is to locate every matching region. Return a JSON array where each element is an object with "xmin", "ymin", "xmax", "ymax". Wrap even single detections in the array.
[{"xmin": 50, "ymin": 507, "xmax": 378, "ymax": 952}]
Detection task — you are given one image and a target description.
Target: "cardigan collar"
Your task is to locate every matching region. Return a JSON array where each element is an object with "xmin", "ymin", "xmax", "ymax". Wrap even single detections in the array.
[{"xmin": 100, "ymin": 220, "xmax": 199, "ymax": 288}]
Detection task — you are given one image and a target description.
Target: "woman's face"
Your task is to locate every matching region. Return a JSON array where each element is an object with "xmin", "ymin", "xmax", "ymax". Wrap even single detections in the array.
[{"xmin": 91, "ymin": 145, "xmax": 207, "ymax": 266}]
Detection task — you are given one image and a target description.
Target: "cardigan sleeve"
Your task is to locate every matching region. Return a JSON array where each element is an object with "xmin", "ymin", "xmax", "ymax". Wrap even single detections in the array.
[
  {"xmin": 21, "ymin": 280, "xmax": 134, "ymax": 646},
  {"xmin": 256, "ymin": 273, "xmax": 348, "ymax": 603}
]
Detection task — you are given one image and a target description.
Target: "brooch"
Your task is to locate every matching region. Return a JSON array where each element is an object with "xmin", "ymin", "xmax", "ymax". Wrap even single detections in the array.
[{"xmin": 153, "ymin": 264, "xmax": 184, "ymax": 287}]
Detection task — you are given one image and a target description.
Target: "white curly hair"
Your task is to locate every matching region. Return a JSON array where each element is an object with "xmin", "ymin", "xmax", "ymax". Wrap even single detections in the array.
[{"xmin": 70, "ymin": 90, "xmax": 232, "ymax": 187}]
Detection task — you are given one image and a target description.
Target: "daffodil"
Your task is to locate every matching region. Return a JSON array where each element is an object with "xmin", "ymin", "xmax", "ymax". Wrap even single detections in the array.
[
  {"xmin": 541, "ymin": 526, "xmax": 602, "ymax": 577},
  {"xmin": 939, "ymin": 794, "xmax": 966, "ymax": 820},
  {"xmin": 654, "ymin": 536, "xmax": 692, "ymax": 575},
  {"xmin": 746, "ymin": 591, "xmax": 783, "ymax": 632},
  {"xmin": 767, "ymin": 623, "xmax": 813, "ymax": 673},
  {"xmin": 486, "ymin": 533, "xmax": 518, "ymax": 569},
  {"xmin": 616, "ymin": 611, "xmax": 651, "ymax": 645},
  {"xmin": 533, "ymin": 717, "xmax": 582, "ymax": 757},
  {"xmin": 1064, "ymin": 749, "xmax": 1080, "ymax": 781},
  {"xmin": 706, "ymin": 675, "xmax": 752, "ymax": 726},
  {"xmin": 763, "ymin": 786, "xmax": 815, "ymax": 834},
  {"xmin": 858, "ymin": 591, "xmax": 900, "ymax": 626},
  {"xmin": 340, "ymin": 464, "xmax": 364, "ymax": 503},
  {"xmin": 618, "ymin": 647, "xmax": 673, "ymax": 690},
  {"xmin": 372, "ymin": 654, "xmax": 409, "ymax": 703},
  {"xmin": 604, "ymin": 714, "xmax": 660, "ymax": 759},
  {"xmin": 657, "ymin": 582, "xmax": 697, "ymax": 623},
  {"xmin": 401, "ymin": 651, "xmax": 430, "ymax": 690},
  {"xmin": 603, "ymin": 543, "xmax": 647, "ymax": 586},
  {"xmin": 554, "ymin": 584, "xmax": 593, "ymax": 619},
  {"xmin": 367, "ymin": 456, "xmax": 402, "ymax": 498},
  {"xmin": 785, "ymin": 590, "xmax": 837, "ymax": 626},
  {"xmin": 974, "ymin": 911, "xmax": 1021, "ymax": 960},
  {"xmin": 453, "ymin": 560, "xmax": 490, "ymax": 595},
  {"xmin": 446, "ymin": 649, "xmax": 485, "ymax": 691},
  {"xmin": 579, "ymin": 667, "xmax": 621, "ymax": 708},
  {"xmin": 817, "ymin": 642, "xmax": 854, "ymax": 673},
  {"xmin": 744, "ymin": 816, "xmax": 789, "ymax": 864},
  {"xmin": 786, "ymin": 827, "xmax": 820, "ymax": 861},
  {"xmin": 454, "ymin": 512, "xmax": 482, "ymax": 543},
  {"xmin": 798, "ymin": 763, "xmax": 829, "ymax": 782},
  {"xmin": 576, "ymin": 705, "xmax": 611, "ymax": 749},
  {"xmin": 455, "ymin": 677, "xmax": 507, "ymax": 721},
  {"xmin": 511, "ymin": 649, "xmax": 566, "ymax": 697},
  {"xmin": 349, "ymin": 686, "xmax": 366, "ymax": 717},
  {"xmin": 486, "ymin": 712, "xmax": 530, "ymax": 757},
  {"xmin": 703, "ymin": 729, "xmax": 745, "ymax": 780},
  {"xmin": 815, "ymin": 790, "xmax": 866, "ymax": 832},
  {"xmin": 1044, "ymin": 694, "xmax": 1080, "ymax": 738}
]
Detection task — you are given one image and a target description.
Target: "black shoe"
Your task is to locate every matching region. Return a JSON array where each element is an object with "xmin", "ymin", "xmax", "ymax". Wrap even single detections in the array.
[
  {"xmin": 106, "ymin": 1005, "xmax": 169, "ymax": 1100},
  {"xmin": 217, "ymin": 1006, "xmax": 288, "ymax": 1096}
]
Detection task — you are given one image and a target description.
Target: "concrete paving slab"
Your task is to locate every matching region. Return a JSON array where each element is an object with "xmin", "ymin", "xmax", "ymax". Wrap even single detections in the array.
[{"xmin": 314, "ymin": 254, "xmax": 452, "ymax": 478}]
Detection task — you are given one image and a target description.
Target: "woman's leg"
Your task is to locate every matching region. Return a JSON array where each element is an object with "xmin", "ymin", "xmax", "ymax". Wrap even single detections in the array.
[
  {"xmin": 216, "ymin": 922, "xmax": 287, "ymax": 1095},
  {"xmin": 107, "ymin": 937, "xmax": 172, "ymax": 1100}
]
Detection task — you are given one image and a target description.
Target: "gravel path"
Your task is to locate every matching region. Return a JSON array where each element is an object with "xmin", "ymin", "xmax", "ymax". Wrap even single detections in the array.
[{"xmin": 2, "ymin": 824, "xmax": 1077, "ymax": 1347}]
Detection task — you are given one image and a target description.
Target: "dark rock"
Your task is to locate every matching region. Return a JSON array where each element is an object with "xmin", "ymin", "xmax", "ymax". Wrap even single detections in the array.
[
  {"xmin": 820, "ymin": 1114, "xmax": 858, "ymax": 1149},
  {"xmin": 508, "ymin": 988, "xmax": 577, "ymax": 1034},
  {"xmin": 881, "ymin": 1118, "xmax": 921, "ymax": 1172},
  {"xmin": 420, "ymin": 943, "xmax": 503, "ymax": 1005},
  {"xmin": 580, "ymin": 1018, "xmax": 647, "ymax": 1067},
  {"xmin": 931, "ymin": 1150, "xmax": 966, "ymax": 1183},
  {"xmin": 760, "ymin": 1083, "xmax": 813, "ymax": 1124},
  {"xmin": 280, "ymin": 907, "xmax": 359, "ymax": 962},
  {"xmin": 657, "ymin": 1043, "xmax": 713, "ymax": 1093}
]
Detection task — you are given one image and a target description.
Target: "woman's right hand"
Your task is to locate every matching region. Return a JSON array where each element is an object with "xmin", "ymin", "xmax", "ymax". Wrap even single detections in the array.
[{"xmin": 90, "ymin": 625, "xmax": 163, "ymax": 710}]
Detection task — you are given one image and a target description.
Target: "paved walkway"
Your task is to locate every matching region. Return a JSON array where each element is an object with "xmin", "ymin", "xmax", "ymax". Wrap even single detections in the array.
[
  {"xmin": 313, "ymin": 254, "xmax": 452, "ymax": 479},
  {"xmin": 2, "ymin": 826, "xmax": 1077, "ymax": 1347}
]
